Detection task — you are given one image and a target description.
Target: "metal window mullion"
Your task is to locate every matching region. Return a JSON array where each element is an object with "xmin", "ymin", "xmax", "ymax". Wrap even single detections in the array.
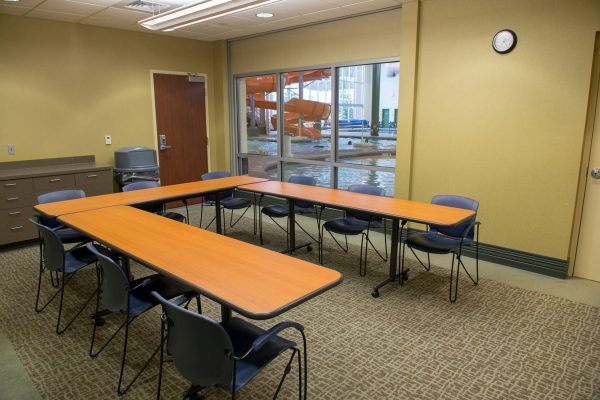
[
  {"xmin": 331, "ymin": 66, "xmax": 338, "ymax": 189},
  {"xmin": 277, "ymin": 72, "xmax": 285, "ymax": 180}
]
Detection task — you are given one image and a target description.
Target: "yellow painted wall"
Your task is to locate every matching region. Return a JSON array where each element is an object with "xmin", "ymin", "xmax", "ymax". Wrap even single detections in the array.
[
  {"xmin": 229, "ymin": 9, "xmax": 401, "ymax": 75},
  {"xmin": 0, "ymin": 14, "xmax": 223, "ymax": 170},
  {"xmin": 412, "ymin": 0, "xmax": 600, "ymax": 259},
  {"xmin": 228, "ymin": 0, "xmax": 600, "ymax": 260}
]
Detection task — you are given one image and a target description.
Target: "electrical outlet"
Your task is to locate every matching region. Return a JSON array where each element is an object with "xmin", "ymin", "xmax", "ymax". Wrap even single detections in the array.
[
  {"xmin": 105, "ymin": 135, "xmax": 112, "ymax": 145},
  {"xmin": 7, "ymin": 144, "xmax": 15, "ymax": 155}
]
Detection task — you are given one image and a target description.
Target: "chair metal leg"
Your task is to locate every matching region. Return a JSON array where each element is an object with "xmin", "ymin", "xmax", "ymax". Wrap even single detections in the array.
[
  {"xmin": 156, "ymin": 317, "xmax": 166, "ymax": 400},
  {"xmin": 273, "ymin": 349, "xmax": 299, "ymax": 399},
  {"xmin": 449, "ymin": 253, "xmax": 460, "ymax": 302},
  {"xmin": 359, "ymin": 233, "xmax": 367, "ymax": 277},
  {"xmin": 56, "ymin": 271, "xmax": 99, "ymax": 335}
]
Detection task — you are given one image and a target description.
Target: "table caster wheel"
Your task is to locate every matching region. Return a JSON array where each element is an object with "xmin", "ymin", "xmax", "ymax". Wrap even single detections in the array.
[{"xmin": 371, "ymin": 290, "xmax": 379, "ymax": 298}]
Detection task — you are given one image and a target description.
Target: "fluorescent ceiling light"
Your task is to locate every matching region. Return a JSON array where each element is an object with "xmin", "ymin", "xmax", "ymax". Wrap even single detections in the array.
[
  {"xmin": 140, "ymin": 0, "xmax": 283, "ymax": 31},
  {"xmin": 256, "ymin": 12, "xmax": 273, "ymax": 18}
]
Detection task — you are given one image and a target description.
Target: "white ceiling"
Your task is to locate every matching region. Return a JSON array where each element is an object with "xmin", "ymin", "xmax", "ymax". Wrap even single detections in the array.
[{"xmin": 0, "ymin": 0, "xmax": 403, "ymax": 41}]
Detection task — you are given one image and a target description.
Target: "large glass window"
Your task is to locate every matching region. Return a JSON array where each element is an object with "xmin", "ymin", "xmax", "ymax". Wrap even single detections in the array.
[{"xmin": 236, "ymin": 60, "xmax": 398, "ymax": 196}]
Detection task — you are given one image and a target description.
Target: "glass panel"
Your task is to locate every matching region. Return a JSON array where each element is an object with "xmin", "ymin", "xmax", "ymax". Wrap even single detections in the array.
[
  {"xmin": 337, "ymin": 167, "xmax": 395, "ymax": 197},
  {"xmin": 337, "ymin": 62, "xmax": 398, "ymax": 168},
  {"xmin": 283, "ymin": 162, "xmax": 331, "ymax": 188},
  {"xmin": 281, "ymin": 69, "xmax": 332, "ymax": 160},
  {"xmin": 240, "ymin": 156, "xmax": 279, "ymax": 180},
  {"xmin": 237, "ymin": 74, "xmax": 278, "ymax": 156}
]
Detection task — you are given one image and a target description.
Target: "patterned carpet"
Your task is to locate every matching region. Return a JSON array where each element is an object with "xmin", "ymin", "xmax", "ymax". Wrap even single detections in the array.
[{"xmin": 0, "ymin": 206, "xmax": 599, "ymax": 400}]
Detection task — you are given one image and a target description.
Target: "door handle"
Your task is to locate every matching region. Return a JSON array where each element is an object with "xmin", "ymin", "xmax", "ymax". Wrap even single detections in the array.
[
  {"xmin": 592, "ymin": 167, "xmax": 600, "ymax": 179},
  {"xmin": 159, "ymin": 134, "xmax": 172, "ymax": 151}
]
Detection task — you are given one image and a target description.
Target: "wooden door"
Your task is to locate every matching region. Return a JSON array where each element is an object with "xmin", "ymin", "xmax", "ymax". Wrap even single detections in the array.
[
  {"xmin": 153, "ymin": 73, "xmax": 208, "ymax": 193},
  {"xmin": 574, "ymin": 45, "xmax": 600, "ymax": 282}
]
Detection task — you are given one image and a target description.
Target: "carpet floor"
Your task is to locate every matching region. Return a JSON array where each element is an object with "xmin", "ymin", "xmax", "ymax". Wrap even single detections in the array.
[{"xmin": 0, "ymin": 207, "xmax": 599, "ymax": 400}]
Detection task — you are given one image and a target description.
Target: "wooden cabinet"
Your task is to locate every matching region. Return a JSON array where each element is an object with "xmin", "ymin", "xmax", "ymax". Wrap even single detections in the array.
[{"xmin": 0, "ymin": 156, "xmax": 113, "ymax": 246}]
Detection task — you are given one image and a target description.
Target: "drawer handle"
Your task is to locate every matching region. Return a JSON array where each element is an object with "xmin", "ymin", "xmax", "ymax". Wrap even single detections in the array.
[
  {"xmin": 8, "ymin": 211, "xmax": 21, "ymax": 216},
  {"xmin": 49, "ymin": 178, "xmax": 62, "ymax": 182},
  {"xmin": 7, "ymin": 197, "xmax": 19, "ymax": 201},
  {"xmin": 10, "ymin": 226, "xmax": 23, "ymax": 231},
  {"xmin": 4, "ymin": 183, "xmax": 17, "ymax": 187},
  {"xmin": 87, "ymin": 174, "xmax": 98, "ymax": 178}
]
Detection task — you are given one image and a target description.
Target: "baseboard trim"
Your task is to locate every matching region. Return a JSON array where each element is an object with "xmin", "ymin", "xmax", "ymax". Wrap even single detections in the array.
[{"xmin": 237, "ymin": 191, "xmax": 569, "ymax": 279}]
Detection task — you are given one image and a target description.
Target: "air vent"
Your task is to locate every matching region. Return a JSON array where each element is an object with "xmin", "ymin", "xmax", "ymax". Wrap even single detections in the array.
[{"xmin": 115, "ymin": 0, "xmax": 190, "ymax": 14}]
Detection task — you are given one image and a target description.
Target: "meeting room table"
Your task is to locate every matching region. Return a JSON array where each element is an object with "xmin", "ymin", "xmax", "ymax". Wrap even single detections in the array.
[
  {"xmin": 240, "ymin": 180, "xmax": 475, "ymax": 297},
  {"xmin": 34, "ymin": 175, "xmax": 267, "ymax": 234}
]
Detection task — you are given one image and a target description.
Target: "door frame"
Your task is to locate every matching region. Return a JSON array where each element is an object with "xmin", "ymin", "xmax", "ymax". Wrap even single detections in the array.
[
  {"xmin": 149, "ymin": 69, "xmax": 212, "ymax": 173},
  {"xmin": 567, "ymin": 33, "xmax": 600, "ymax": 276}
]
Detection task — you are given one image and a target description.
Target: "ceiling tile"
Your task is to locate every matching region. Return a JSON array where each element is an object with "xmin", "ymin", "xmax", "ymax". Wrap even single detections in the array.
[
  {"xmin": 35, "ymin": 0, "xmax": 104, "ymax": 15},
  {"xmin": 164, "ymin": 29, "xmax": 212, "ymax": 40},
  {"xmin": 3, "ymin": 0, "xmax": 44, "ymax": 7},
  {"xmin": 0, "ymin": 3, "xmax": 30, "ymax": 14},
  {"xmin": 301, "ymin": 6, "xmax": 355, "ymax": 23},
  {"xmin": 79, "ymin": 6, "xmax": 146, "ymax": 23},
  {"xmin": 178, "ymin": 21, "xmax": 236, "ymax": 35},
  {"xmin": 27, "ymin": 8, "xmax": 86, "ymax": 21},
  {"xmin": 342, "ymin": 0, "xmax": 398, "ymax": 13},
  {"xmin": 70, "ymin": 0, "xmax": 121, "ymax": 6}
]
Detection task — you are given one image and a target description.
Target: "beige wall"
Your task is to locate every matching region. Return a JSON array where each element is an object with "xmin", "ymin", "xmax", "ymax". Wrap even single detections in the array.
[
  {"xmin": 229, "ymin": 9, "xmax": 401, "ymax": 75},
  {"xmin": 228, "ymin": 0, "xmax": 600, "ymax": 261},
  {"xmin": 411, "ymin": 0, "xmax": 600, "ymax": 259},
  {"xmin": 0, "ymin": 14, "xmax": 224, "ymax": 170}
]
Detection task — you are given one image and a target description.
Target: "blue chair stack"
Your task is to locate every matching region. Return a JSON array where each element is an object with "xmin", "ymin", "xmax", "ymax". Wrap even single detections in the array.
[{"xmin": 122, "ymin": 181, "xmax": 188, "ymax": 223}]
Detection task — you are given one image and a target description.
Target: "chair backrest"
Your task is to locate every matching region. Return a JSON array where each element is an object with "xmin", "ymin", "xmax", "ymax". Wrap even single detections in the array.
[
  {"xmin": 122, "ymin": 181, "xmax": 162, "ymax": 213},
  {"xmin": 86, "ymin": 243, "xmax": 131, "ymax": 313},
  {"xmin": 29, "ymin": 218, "xmax": 65, "ymax": 272},
  {"xmin": 37, "ymin": 190, "xmax": 86, "ymax": 228},
  {"xmin": 430, "ymin": 195, "xmax": 479, "ymax": 239},
  {"xmin": 288, "ymin": 175, "xmax": 317, "ymax": 209},
  {"xmin": 153, "ymin": 292, "xmax": 234, "ymax": 389},
  {"xmin": 201, "ymin": 171, "xmax": 233, "ymax": 201},
  {"xmin": 347, "ymin": 184, "xmax": 385, "ymax": 221},
  {"xmin": 122, "ymin": 181, "xmax": 159, "ymax": 192}
]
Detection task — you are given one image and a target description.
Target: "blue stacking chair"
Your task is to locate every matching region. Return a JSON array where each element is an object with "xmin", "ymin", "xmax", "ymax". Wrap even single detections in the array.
[
  {"xmin": 153, "ymin": 292, "xmax": 307, "ymax": 400},
  {"xmin": 122, "ymin": 181, "xmax": 188, "ymax": 223},
  {"xmin": 86, "ymin": 243, "xmax": 199, "ymax": 395},
  {"xmin": 402, "ymin": 195, "xmax": 480, "ymax": 302},
  {"xmin": 199, "ymin": 171, "xmax": 253, "ymax": 234},
  {"xmin": 259, "ymin": 175, "xmax": 319, "ymax": 249},
  {"xmin": 29, "ymin": 218, "xmax": 98, "ymax": 334},
  {"xmin": 37, "ymin": 190, "xmax": 89, "ymax": 287},
  {"xmin": 319, "ymin": 184, "xmax": 388, "ymax": 276}
]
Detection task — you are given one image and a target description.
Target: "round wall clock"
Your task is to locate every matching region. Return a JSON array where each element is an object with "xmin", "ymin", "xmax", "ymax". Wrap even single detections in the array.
[{"xmin": 492, "ymin": 29, "xmax": 517, "ymax": 54}]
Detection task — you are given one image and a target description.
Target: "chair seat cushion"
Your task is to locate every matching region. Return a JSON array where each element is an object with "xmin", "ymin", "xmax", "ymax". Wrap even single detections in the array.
[
  {"xmin": 262, "ymin": 204, "xmax": 289, "ymax": 218},
  {"xmin": 405, "ymin": 232, "xmax": 471, "ymax": 254},
  {"xmin": 160, "ymin": 211, "xmax": 186, "ymax": 223},
  {"xmin": 324, "ymin": 217, "xmax": 369, "ymax": 235},
  {"xmin": 221, "ymin": 197, "xmax": 251, "ymax": 210},
  {"xmin": 64, "ymin": 246, "xmax": 97, "ymax": 274},
  {"xmin": 55, "ymin": 227, "xmax": 89, "ymax": 244},
  {"xmin": 222, "ymin": 317, "xmax": 296, "ymax": 392},
  {"xmin": 129, "ymin": 275, "xmax": 194, "ymax": 318}
]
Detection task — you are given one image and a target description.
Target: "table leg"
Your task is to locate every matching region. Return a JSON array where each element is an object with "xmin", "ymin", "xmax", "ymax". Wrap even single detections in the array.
[
  {"xmin": 372, "ymin": 219, "xmax": 405, "ymax": 297},
  {"xmin": 288, "ymin": 199, "xmax": 296, "ymax": 253},
  {"xmin": 215, "ymin": 195, "xmax": 222, "ymax": 235},
  {"xmin": 221, "ymin": 306, "xmax": 231, "ymax": 322}
]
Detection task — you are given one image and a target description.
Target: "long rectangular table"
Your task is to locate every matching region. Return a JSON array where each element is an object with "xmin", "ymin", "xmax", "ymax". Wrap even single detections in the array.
[
  {"xmin": 34, "ymin": 176, "xmax": 267, "ymax": 234},
  {"xmin": 241, "ymin": 181, "xmax": 475, "ymax": 297},
  {"xmin": 58, "ymin": 205, "xmax": 343, "ymax": 320}
]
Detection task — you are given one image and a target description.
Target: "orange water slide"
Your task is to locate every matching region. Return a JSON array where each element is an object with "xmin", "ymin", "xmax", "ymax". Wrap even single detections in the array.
[{"xmin": 245, "ymin": 70, "xmax": 332, "ymax": 139}]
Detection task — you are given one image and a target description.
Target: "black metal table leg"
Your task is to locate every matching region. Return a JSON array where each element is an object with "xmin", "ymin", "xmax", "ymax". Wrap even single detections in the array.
[
  {"xmin": 215, "ymin": 195, "xmax": 222, "ymax": 235},
  {"xmin": 372, "ymin": 219, "xmax": 405, "ymax": 297},
  {"xmin": 288, "ymin": 198, "xmax": 296, "ymax": 253},
  {"xmin": 221, "ymin": 306, "xmax": 231, "ymax": 322}
]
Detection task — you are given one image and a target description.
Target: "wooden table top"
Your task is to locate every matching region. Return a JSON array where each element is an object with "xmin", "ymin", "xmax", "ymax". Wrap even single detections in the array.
[
  {"xmin": 35, "ymin": 176, "xmax": 267, "ymax": 217},
  {"xmin": 59, "ymin": 206, "xmax": 343, "ymax": 319},
  {"xmin": 242, "ymin": 181, "xmax": 475, "ymax": 226}
]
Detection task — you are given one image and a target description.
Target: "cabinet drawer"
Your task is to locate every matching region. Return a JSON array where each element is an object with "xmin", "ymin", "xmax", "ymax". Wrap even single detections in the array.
[
  {"xmin": 33, "ymin": 174, "xmax": 76, "ymax": 195},
  {"xmin": 0, "ymin": 210, "xmax": 37, "ymax": 244},
  {"xmin": 0, "ymin": 178, "xmax": 33, "ymax": 196},
  {"xmin": 75, "ymin": 170, "xmax": 113, "ymax": 196},
  {"xmin": 1, "ymin": 192, "xmax": 34, "ymax": 210}
]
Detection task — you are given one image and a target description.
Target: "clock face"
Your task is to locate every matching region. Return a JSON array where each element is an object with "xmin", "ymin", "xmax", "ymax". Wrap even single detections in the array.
[{"xmin": 493, "ymin": 29, "xmax": 517, "ymax": 54}]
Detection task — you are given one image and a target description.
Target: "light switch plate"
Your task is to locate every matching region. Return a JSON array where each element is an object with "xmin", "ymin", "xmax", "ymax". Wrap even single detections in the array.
[
  {"xmin": 7, "ymin": 144, "xmax": 15, "ymax": 155},
  {"xmin": 105, "ymin": 135, "xmax": 112, "ymax": 145}
]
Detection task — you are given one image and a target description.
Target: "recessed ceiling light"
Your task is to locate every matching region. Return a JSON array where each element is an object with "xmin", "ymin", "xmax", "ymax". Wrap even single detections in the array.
[
  {"xmin": 3, "ymin": 0, "xmax": 21, "ymax": 3},
  {"xmin": 256, "ymin": 12, "xmax": 273, "ymax": 18}
]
